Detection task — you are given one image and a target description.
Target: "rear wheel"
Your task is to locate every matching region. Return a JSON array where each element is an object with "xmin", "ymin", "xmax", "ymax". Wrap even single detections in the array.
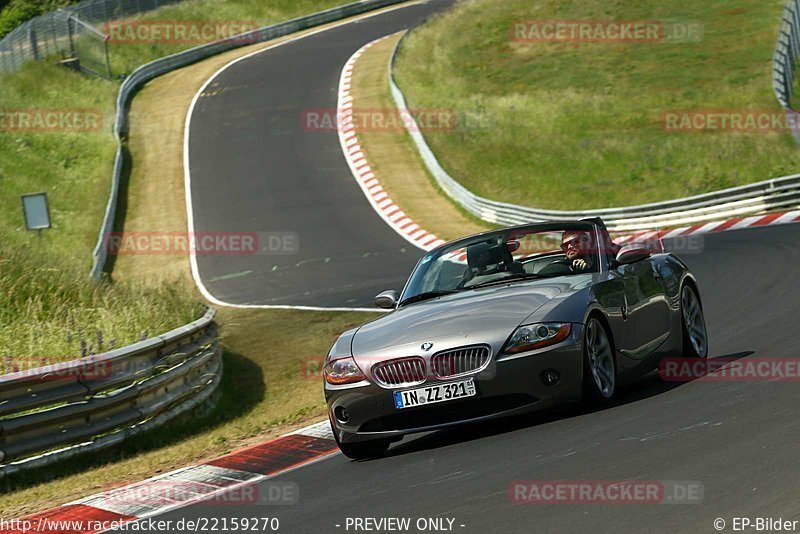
[
  {"xmin": 332, "ymin": 426, "xmax": 390, "ymax": 460},
  {"xmin": 583, "ymin": 317, "xmax": 616, "ymax": 401},
  {"xmin": 681, "ymin": 285, "xmax": 708, "ymax": 358}
]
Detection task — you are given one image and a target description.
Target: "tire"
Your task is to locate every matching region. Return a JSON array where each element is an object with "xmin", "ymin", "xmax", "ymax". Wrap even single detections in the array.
[
  {"xmin": 332, "ymin": 426, "xmax": 390, "ymax": 460},
  {"xmin": 681, "ymin": 284, "xmax": 708, "ymax": 359},
  {"xmin": 582, "ymin": 317, "xmax": 617, "ymax": 402}
]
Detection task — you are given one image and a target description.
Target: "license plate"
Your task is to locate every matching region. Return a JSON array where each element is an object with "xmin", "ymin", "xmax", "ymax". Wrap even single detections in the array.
[{"xmin": 393, "ymin": 379, "xmax": 476, "ymax": 410}]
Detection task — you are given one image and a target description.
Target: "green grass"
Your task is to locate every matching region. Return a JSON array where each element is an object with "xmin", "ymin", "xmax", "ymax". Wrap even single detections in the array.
[
  {"xmin": 104, "ymin": 0, "xmax": 352, "ymax": 76},
  {"xmin": 394, "ymin": 0, "xmax": 800, "ymax": 210},
  {"xmin": 0, "ymin": 61, "xmax": 117, "ymax": 263},
  {"xmin": 0, "ymin": 242, "xmax": 204, "ymax": 371},
  {"xmin": 0, "ymin": 1, "xmax": 378, "ymax": 514},
  {"xmin": 0, "ymin": 58, "xmax": 202, "ymax": 367},
  {"xmin": 0, "ymin": 0, "xmax": 354, "ymax": 365}
]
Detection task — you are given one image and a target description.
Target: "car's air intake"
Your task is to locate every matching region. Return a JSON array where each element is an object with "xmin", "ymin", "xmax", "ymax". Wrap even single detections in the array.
[
  {"xmin": 372, "ymin": 357, "xmax": 427, "ymax": 387},
  {"xmin": 431, "ymin": 345, "xmax": 491, "ymax": 379}
]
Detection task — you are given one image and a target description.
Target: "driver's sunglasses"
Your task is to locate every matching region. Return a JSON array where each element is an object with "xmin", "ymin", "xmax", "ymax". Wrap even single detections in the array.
[{"xmin": 560, "ymin": 238, "xmax": 582, "ymax": 251}]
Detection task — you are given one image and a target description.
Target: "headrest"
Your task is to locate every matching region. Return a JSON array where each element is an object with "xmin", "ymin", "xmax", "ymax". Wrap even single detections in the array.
[{"xmin": 467, "ymin": 241, "xmax": 504, "ymax": 270}]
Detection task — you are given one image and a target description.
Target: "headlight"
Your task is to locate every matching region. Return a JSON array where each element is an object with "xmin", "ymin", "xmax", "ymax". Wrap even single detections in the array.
[
  {"xmin": 324, "ymin": 356, "xmax": 366, "ymax": 385},
  {"xmin": 504, "ymin": 323, "xmax": 572, "ymax": 354}
]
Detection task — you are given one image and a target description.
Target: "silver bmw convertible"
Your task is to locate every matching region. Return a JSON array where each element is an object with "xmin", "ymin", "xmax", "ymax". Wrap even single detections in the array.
[{"xmin": 324, "ymin": 218, "xmax": 708, "ymax": 460}]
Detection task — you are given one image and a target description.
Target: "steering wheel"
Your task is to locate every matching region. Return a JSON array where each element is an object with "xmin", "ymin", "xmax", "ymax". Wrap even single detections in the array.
[{"xmin": 537, "ymin": 260, "xmax": 573, "ymax": 277}]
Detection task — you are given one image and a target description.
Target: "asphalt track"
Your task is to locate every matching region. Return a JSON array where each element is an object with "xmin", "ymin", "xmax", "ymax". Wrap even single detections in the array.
[
  {"xmin": 170, "ymin": 1, "xmax": 800, "ymax": 532},
  {"xmin": 187, "ymin": 0, "xmax": 456, "ymax": 309},
  {"xmin": 123, "ymin": 224, "xmax": 800, "ymax": 534}
]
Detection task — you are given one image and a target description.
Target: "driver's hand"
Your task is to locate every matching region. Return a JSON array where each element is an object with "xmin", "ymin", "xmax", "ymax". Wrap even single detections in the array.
[{"xmin": 572, "ymin": 259, "xmax": 587, "ymax": 271}]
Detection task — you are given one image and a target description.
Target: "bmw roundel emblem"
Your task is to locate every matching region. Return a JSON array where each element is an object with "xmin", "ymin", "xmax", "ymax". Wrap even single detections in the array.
[{"xmin": 421, "ymin": 342, "xmax": 433, "ymax": 351}]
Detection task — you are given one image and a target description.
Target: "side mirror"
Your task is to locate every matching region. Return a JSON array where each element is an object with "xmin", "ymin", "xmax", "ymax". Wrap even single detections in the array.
[
  {"xmin": 615, "ymin": 245, "xmax": 651, "ymax": 266},
  {"xmin": 374, "ymin": 290, "xmax": 399, "ymax": 309}
]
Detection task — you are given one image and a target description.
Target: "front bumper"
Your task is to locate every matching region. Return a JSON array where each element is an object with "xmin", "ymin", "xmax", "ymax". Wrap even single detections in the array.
[{"xmin": 325, "ymin": 324, "xmax": 585, "ymax": 444}]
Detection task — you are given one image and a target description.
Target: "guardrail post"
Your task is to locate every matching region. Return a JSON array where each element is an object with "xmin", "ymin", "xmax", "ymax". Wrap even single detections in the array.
[
  {"xmin": 773, "ymin": 2, "xmax": 800, "ymax": 143},
  {"xmin": 66, "ymin": 15, "xmax": 76, "ymax": 59},
  {"xmin": 27, "ymin": 25, "xmax": 39, "ymax": 61}
]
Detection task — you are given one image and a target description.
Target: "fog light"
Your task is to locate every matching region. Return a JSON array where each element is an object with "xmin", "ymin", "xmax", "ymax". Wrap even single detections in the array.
[
  {"xmin": 541, "ymin": 369, "xmax": 560, "ymax": 386},
  {"xmin": 334, "ymin": 406, "xmax": 350, "ymax": 424}
]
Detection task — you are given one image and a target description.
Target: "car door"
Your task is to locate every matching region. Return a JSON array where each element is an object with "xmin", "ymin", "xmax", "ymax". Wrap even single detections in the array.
[{"xmin": 616, "ymin": 257, "xmax": 672, "ymax": 361}]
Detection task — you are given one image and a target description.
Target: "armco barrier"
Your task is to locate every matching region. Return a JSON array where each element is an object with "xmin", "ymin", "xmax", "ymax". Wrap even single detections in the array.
[
  {"xmin": 0, "ymin": 307, "xmax": 220, "ymax": 477},
  {"xmin": 89, "ymin": 0, "xmax": 412, "ymax": 279},
  {"xmin": 773, "ymin": 0, "xmax": 799, "ymax": 117},
  {"xmin": 389, "ymin": 24, "xmax": 800, "ymax": 231}
]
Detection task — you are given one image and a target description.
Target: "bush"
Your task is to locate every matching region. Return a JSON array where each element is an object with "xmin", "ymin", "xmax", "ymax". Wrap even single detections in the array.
[{"xmin": 0, "ymin": 0, "xmax": 79, "ymax": 37}]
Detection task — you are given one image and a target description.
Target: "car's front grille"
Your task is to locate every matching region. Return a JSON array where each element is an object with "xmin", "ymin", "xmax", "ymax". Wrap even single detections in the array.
[
  {"xmin": 372, "ymin": 357, "xmax": 426, "ymax": 388},
  {"xmin": 431, "ymin": 345, "xmax": 490, "ymax": 379}
]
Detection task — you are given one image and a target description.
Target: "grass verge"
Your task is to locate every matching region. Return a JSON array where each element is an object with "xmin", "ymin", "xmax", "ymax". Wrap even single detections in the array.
[
  {"xmin": 394, "ymin": 0, "xmax": 800, "ymax": 210},
  {"xmin": 349, "ymin": 32, "xmax": 489, "ymax": 241},
  {"xmin": 1, "ymin": 0, "xmax": 366, "ymax": 361},
  {"xmin": 0, "ymin": 242, "xmax": 203, "ymax": 368},
  {"xmin": 0, "ymin": 59, "xmax": 201, "ymax": 365},
  {"xmin": 104, "ymin": 0, "xmax": 351, "ymax": 76},
  {"xmin": 0, "ymin": 5, "xmax": 414, "ymax": 517}
]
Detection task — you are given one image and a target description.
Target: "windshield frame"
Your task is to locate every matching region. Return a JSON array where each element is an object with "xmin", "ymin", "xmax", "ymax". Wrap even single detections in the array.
[{"xmin": 397, "ymin": 221, "xmax": 608, "ymax": 307}]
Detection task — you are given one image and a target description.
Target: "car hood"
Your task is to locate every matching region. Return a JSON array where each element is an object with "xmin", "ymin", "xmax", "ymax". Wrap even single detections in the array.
[{"xmin": 351, "ymin": 277, "xmax": 590, "ymax": 360}]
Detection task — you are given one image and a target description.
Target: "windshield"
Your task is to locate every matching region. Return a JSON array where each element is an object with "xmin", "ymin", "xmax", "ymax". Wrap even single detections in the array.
[{"xmin": 400, "ymin": 224, "xmax": 602, "ymax": 305}]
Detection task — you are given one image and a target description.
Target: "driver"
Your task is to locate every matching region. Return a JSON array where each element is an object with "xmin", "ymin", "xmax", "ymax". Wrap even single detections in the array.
[{"xmin": 560, "ymin": 230, "xmax": 595, "ymax": 272}]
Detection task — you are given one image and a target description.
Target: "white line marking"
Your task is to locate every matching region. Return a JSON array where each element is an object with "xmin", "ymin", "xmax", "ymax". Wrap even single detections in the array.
[
  {"xmin": 776, "ymin": 210, "xmax": 800, "ymax": 224},
  {"xmin": 730, "ymin": 215, "xmax": 766, "ymax": 230},
  {"xmin": 693, "ymin": 220, "xmax": 726, "ymax": 234},
  {"xmin": 660, "ymin": 226, "xmax": 688, "ymax": 239},
  {"xmin": 183, "ymin": 2, "xmax": 428, "ymax": 312},
  {"xmin": 291, "ymin": 420, "xmax": 335, "ymax": 440},
  {"xmin": 335, "ymin": 36, "xmax": 444, "ymax": 253}
]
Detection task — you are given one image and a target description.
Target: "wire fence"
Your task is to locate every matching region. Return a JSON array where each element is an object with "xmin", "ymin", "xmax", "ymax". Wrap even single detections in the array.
[{"xmin": 0, "ymin": 0, "xmax": 184, "ymax": 76}]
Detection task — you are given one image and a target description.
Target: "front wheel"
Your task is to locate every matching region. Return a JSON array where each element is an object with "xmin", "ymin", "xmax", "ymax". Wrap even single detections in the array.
[
  {"xmin": 681, "ymin": 285, "xmax": 708, "ymax": 358},
  {"xmin": 583, "ymin": 317, "xmax": 616, "ymax": 401}
]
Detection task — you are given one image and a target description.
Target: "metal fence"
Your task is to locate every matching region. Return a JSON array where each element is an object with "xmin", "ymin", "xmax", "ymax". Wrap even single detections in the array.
[
  {"xmin": 0, "ymin": 0, "xmax": 184, "ymax": 75},
  {"xmin": 90, "ymin": 0, "xmax": 412, "ymax": 278},
  {"xmin": 773, "ymin": 0, "xmax": 800, "ymax": 143},
  {"xmin": 0, "ymin": 308, "xmax": 220, "ymax": 477},
  {"xmin": 774, "ymin": 0, "xmax": 799, "ymax": 110},
  {"xmin": 389, "ymin": 29, "xmax": 800, "ymax": 231}
]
